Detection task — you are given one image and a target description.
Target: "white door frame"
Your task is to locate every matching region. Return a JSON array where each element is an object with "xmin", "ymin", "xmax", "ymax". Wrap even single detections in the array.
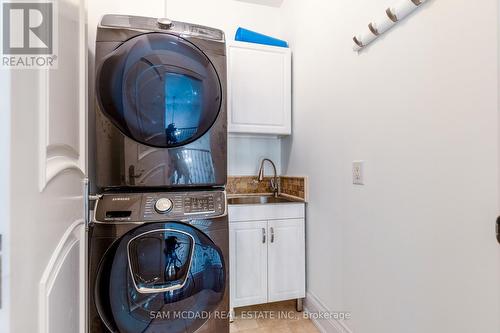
[{"xmin": 0, "ymin": 66, "xmax": 11, "ymax": 333}]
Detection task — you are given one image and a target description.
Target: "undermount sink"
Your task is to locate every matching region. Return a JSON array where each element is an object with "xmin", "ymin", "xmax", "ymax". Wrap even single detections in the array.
[{"xmin": 228, "ymin": 195, "xmax": 300, "ymax": 205}]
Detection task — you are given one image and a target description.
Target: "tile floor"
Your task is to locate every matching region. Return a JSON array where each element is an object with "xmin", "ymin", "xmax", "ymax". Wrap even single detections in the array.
[{"xmin": 230, "ymin": 300, "xmax": 320, "ymax": 333}]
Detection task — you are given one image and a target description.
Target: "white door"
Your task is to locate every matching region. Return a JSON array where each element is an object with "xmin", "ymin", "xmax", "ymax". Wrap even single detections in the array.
[
  {"xmin": 230, "ymin": 221, "xmax": 268, "ymax": 308},
  {"xmin": 1, "ymin": 0, "xmax": 88, "ymax": 332},
  {"xmin": 267, "ymin": 219, "xmax": 305, "ymax": 303}
]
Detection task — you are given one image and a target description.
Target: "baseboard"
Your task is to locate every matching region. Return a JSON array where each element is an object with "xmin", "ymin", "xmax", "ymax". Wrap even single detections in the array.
[{"xmin": 304, "ymin": 292, "xmax": 353, "ymax": 333}]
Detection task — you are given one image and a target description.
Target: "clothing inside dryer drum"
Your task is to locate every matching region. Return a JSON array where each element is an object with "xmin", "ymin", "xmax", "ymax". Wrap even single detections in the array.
[
  {"xmin": 97, "ymin": 33, "xmax": 222, "ymax": 148},
  {"xmin": 98, "ymin": 223, "xmax": 225, "ymax": 333}
]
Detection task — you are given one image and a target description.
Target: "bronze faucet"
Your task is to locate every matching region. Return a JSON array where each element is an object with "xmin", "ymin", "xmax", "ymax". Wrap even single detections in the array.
[{"xmin": 258, "ymin": 158, "xmax": 279, "ymax": 197}]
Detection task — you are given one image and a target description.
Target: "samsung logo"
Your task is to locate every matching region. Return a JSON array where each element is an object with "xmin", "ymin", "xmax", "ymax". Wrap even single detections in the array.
[{"xmin": 112, "ymin": 197, "xmax": 130, "ymax": 201}]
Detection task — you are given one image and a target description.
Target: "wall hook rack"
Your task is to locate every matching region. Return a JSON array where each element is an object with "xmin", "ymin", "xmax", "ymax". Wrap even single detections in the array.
[{"xmin": 353, "ymin": 0, "xmax": 428, "ymax": 51}]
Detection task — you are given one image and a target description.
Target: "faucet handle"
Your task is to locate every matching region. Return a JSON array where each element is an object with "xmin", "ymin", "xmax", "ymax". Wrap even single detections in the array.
[{"xmin": 270, "ymin": 178, "xmax": 278, "ymax": 191}]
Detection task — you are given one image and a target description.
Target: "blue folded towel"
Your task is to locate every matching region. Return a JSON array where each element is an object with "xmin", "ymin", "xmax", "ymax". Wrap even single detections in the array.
[{"xmin": 235, "ymin": 27, "xmax": 288, "ymax": 48}]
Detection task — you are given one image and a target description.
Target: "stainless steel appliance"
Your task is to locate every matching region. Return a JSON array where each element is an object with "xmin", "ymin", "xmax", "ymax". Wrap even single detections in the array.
[
  {"xmin": 88, "ymin": 190, "xmax": 229, "ymax": 333},
  {"xmin": 89, "ymin": 14, "xmax": 229, "ymax": 333},
  {"xmin": 93, "ymin": 15, "xmax": 227, "ymax": 190}
]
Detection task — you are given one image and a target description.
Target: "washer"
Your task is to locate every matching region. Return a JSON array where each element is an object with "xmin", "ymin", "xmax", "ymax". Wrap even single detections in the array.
[
  {"xmin": 88, "ymin": 190, "xmax": 229, "ymax": 333},
  {"xmin": 93, "ymin": 15, "xmax": 227, "ymax": 190}
]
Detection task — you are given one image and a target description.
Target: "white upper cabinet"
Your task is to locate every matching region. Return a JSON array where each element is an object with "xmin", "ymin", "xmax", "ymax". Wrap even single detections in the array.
[{"xmin": 227, "ymin": 41, "xmax": 292, "ymax": 135}]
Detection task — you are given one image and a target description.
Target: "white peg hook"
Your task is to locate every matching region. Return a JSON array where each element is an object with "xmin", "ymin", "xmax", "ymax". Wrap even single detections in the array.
[{"xmin": 353, "ymin": 0, "xmax": 428, "ymax": 51}]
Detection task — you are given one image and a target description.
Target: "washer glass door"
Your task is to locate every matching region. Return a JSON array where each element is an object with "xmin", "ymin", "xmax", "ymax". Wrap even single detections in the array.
[
  {"xmin": 95, "ymin": 222, "xmax": 226, "ymax": 333},
  {"xmin": 96, "ymin": 33, "xmax": 222, "ymax": 148}
]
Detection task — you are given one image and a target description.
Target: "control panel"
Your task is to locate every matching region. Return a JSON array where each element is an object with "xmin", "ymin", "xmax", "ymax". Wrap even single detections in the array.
[
  {"xmin": 94, "ymin": 190, "xmax": 226, "ymax": 223},
  {"xmin": 100, "ymin": 15, "xmax": 225, "ymax": 42}
]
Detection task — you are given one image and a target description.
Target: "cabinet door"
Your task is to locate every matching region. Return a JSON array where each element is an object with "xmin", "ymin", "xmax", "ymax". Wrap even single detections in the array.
[
  {"xmin": 230, "ymin": 221, "xmax": 269, "ymax": 307},
  {"xmin": 268, "ymin": 219, "xmax": 306, "ymax": 302},
  {"xmin": 228, "ymin": 42, "xmax": 291, "ymax": 135}
]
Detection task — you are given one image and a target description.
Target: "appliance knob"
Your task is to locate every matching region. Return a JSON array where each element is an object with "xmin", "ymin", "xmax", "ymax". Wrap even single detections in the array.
[
  {"xmin": 157, "ymin": 18, "xmax": 173, "ymax": 29},
  {"xmin": 155, "ymin": 198, "xmax": 173, "ymax": 213}
]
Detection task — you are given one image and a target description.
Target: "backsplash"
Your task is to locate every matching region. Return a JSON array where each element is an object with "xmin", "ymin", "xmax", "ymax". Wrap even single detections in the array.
[
  {"xmin": 227, "ymin": 176, "xmax": 274, "ymax": 195},
  {"xmin": 227, "ymin": 176, "xmax": 308, "ymax": 201},
  {"xmin": 280, "ymin": 176, "xmax": 307, "ymax": 201}
]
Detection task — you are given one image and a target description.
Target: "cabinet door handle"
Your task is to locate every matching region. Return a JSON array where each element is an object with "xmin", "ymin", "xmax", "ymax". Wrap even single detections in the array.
[
  {"xmin": 270, "ymin": 227, "xmax": 275, "ymax": 243},
  {"xmin": 262, "ymin": 228, "xmax": 266, "ymax": 243}
]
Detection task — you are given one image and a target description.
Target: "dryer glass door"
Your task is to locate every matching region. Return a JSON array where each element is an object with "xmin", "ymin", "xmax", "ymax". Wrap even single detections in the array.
[
  {"xmin": 96, "ymin": 33, "xmax": 222, "ymax": 148},
  {"xmin": 95, "ymin": 222, "xmax": 226, "ymax": 333}
]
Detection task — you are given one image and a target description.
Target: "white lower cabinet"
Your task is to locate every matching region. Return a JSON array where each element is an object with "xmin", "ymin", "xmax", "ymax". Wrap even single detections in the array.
[
  {"xmin": 230, "ymin": 221, "xmax": 269, "ymax": 307},
  {"xmin": 267, "ymin": 219, "xmax": 306, "ymax": 302},
  {"xmin": 229, "ymin": 204, "xmax": 306, "ymax": 309}
]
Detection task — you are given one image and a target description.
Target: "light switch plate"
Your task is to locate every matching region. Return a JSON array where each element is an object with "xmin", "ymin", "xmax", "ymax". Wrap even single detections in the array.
[{"xmin": 353, "ymin": 161, "xmax": 364, "ymax": 185}]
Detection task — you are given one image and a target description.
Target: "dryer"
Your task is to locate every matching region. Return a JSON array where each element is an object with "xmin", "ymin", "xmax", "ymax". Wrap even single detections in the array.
[
  {"xmin": 94, "ymin": 15, "xmax": 227, "ymax": 190},
  {"xmin": 88, "ymin": 190, "xmax": 229, "ymax": 333}
]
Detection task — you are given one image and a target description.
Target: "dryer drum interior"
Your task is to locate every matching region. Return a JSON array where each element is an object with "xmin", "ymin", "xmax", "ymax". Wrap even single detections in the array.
[
  {"xmin": 96, "ymin": 32, "xmax": 222, "ymax": 148},
  {"xmin": 94, "ymin": 222, "xmax": 226, "ymax": 333}
]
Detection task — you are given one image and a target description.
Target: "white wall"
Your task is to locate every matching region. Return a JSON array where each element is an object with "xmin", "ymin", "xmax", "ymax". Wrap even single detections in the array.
[
  {"xmin": 166, "ymin": 0, "xmax": 283, "ymax": 175},
  {"xmin": 229, "ymin": 135, "xmax": 282, "ymax": 175},
  {"xmin": 280, "ymin": 0, "xmax": 500, "ymax": 332}
]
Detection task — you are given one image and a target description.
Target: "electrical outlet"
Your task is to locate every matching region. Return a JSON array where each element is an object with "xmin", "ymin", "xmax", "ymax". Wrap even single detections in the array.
[{"xmin": 353, "ymin": 161, "xmax": 364, "ymax": 185}]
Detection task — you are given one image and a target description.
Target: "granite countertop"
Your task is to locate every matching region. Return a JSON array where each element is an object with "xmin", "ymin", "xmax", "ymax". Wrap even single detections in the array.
[{"xmin": 227, "ymin": 176, "xmax": 308, "ymax": 203}]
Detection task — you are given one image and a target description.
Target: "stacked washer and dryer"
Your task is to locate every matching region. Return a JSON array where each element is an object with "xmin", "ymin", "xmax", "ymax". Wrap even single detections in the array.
[{"xmin": 88, "ymin": 15, "xmax": 229, "ymax": 333}]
